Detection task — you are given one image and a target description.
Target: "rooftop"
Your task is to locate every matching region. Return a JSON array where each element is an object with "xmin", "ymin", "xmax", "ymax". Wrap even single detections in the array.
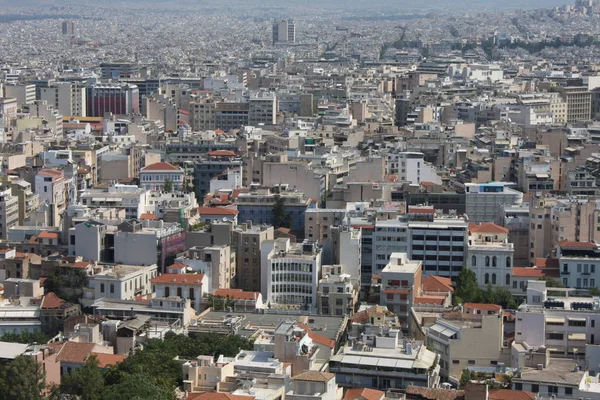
[{"xmin": 516, "ymin": 358, "xmax": 584, "ymax": 386}]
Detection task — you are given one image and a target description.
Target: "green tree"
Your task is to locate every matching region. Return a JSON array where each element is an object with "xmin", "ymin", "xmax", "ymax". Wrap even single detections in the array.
[
  {"xmin": 483, "ymin": 284, "xmax": 518, "ymax": 310},
  {"xmin": 44, "ymin": 268, "xmax": 88, "ymax": 303},
  {"xmin": 0, "ymin": 331, "xmax": 49, "ymax": 344},
  {"xmin": 590, "ymin": 287, "xmax": 600, "ymax": 296},
  {"xmin": 272, "ymin": 194, "xmax": 292, "ymax": 229},
  {"xmin": 538, "ymin": 276, "xmax": 563, "ymax": 287},
  {"xmin": 0, "ymin": 355, "xmax": 45, "ymax": 400},
  {"xmin": 60, "ymin": 356, "xmax": 104, "ymax": 400},
  {"xmin": 454, "ymin": 267, "xmax": 482, "ymax": 305},
  {"xmin": 459, "ymin": 369, "xmax": 472, "ymax": 389},
  {"xmin": 101, "ymin": 373, "xmax": 176, "ymax": 400},
  {"xmin": 163, "ymin": 178, "xmax": 173, "ymax": 193}
]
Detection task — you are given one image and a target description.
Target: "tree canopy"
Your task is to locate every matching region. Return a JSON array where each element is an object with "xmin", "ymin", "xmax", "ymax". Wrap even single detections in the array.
[
  {"xmin": 453, "ymin": 267, "xmax": 519, "ymax": 309},
  {"xmin": 272, "ymin": 194, "xmax": 292, "ymax": 229},
  {"xmin": 58, "ymin": 356, "xmax": 104, "ymax": 400},
  {"xmin": 0, "ymin": 355, "xmax": 45, "ymax": 400}
]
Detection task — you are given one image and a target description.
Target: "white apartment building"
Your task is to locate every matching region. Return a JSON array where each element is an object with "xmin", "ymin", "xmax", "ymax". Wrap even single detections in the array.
[
  {"xmin": 558, "ymin": 240, "xmax": 600, "ymax": 289},
  {"xmin": 248, "ymin": 92, "xmax": 277, "ymax": 126},
  {"xmin": 85, "ymin": 264, "xmax": 158, "ymax": 305},
  {"xmin": 0, "ymin": 187, "xmax": 19, "ymax": 241},
  {"xmin": 464, "ymin": 182, "xmax": 523, "ymax": 223},
  {"xmin": 379, "ymin": 253, "xmax": 422, "ymax": 323},
  {"xmin": 386, "ymin": 152, "xmax": 441, "ymax": 185},
  {"xmin": 3, "ymin": 83, "xmax": 36, "ymax": 106},
  {"xmin": 39, "ymin": 82, "xmax": 87, "ymax": 117},
  {"xmin": 151, "ymin": 273, "xmax": 207, "ymax": 312},
  {"xmin": 140, "ymin": 162, "xmax": 185, "ymax": 192},
  {"xmin": 79, "ymin": 184, "xmax": 149, "ymax": 219},
  {"xmin": 35, "ymin": 169, "xmax": 68, "ymax": 227},
  {"xmin": 261, "ymin": 239, "xmax": 322, "ymax": 308},
  {"xmin": 466, "ymin": 222, "xmax": 514, "ymax": 289},
  {"xmin": 515, "ymin": 280, "xmax": 600, "ymax": 357}
]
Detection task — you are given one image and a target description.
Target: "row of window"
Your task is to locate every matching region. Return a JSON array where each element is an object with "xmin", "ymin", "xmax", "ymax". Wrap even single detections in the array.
[
  {"xmin": 471, "ymin": 255, "xmax": 511, "ymax": 268},
  {"xmin": 483, "ymin": 273, "xmax": 511, "ymax": 285}
]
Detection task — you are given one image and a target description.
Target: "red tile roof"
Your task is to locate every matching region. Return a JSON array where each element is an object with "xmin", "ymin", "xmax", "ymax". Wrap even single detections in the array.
[
  {"xmin": 535, "ymin": 258, "xmax": 559, "ymax": 268},
  {"xmin": 141, "ymin": 162, "xmax": 180, "ymax": 172},
  {"xmin": 513, "ymin": 267, "xmax": 560, "ymax": 278},
  {"xmin": 468, "ymin": 222, "xmax": 509, "ymax": 234},
  {"xmin": 56, "ymin": 342, "xmax": 96, "ymax": 364},
  {"xmin": 140, "ymin": 212, "xmax": 157, "ymax": 221},
  {"xmin": 414, "ymin": 295, "xmax": 446, "ymax": 305},
  {"xmin": 41, "ymin": 292, "xmax": 67, "ymax": 309},
  {"xmin": 38, "ymin": 169, "xmax": 63, "ymax": 178},
  {"xmin": 464, "ymin": 303, "xmax": 502, "ymax": 311},
  {"xmin": 38, "ymin": 231, "xmax": 60, "ymax": 239},
  {"xmin": 408, "ymin": 207, "xmax": 435, "ymax": 214},
  {"xmin": 422, "ymin": 275, "xmax": 454, "ymax": 293},
  {"xmin": 72, "ymin": 261, "xmax": 92, "ymax": 269},
  {"xmin": 406, "ymin": 386, "xmax": 465, "ymax": 400},
  {"xmin": 91, "ymin": 352, "xmax": 126, "ymax": 368},
  {"xmin": 307, "ymin": 331, "xmax": 335, "ymax": 349},
  {"xmin": 208, "ymin": 150, "xmax": 237, "ymax": 157},
  {"xmin": 167, "ymin": 263, "xmax": 188, "ymax": 270},
  {"xmin": 558, "ymin": 240, "xmax": 597, "ymax": 249},
  {"xmin": 344, "ymin": 388, "xmax": 385, "ymax": 400},
  {"xmin": 213, "ymin": 288, "xmax": 259, "ymax": 301},
  {"xmin": 197, "ymin": 207, "xmax": 238, "ymax": 216},
  {"xmin": 151, "ymin": 274, "xmax": 205, "ymax": 285},
  {"xmin": 489, "ymin": 389, "xmax": 536, "ymax": 400}
]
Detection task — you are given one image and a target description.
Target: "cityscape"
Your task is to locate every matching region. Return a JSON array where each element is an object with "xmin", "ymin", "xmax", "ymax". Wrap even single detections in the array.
[{"xmin": 3, "ymin": 0, "xmax": 600, "ymax": 399}]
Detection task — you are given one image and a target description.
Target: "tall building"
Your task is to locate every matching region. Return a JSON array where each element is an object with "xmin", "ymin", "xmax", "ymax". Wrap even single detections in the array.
[
  {"xmin": 61, "ymin": 21, "xmax": 74, "ymax": 35},
  {"xmin": 464, "ymin": 182, "xmax": 523, "ymax": 223},
  {"xmin": 249, "ymin": 92, "xmax": 277, "ymax": 126},
  {"xmin": 272, "ymin": 19, "xmax": 296, "ymax": 45},
  {"xmin": 232, "ymin": 222, "xmax": 274, "ymax": 292},
  {"xmin": 86, "ymin": 84, "xmax": 140, "ymax": 117},
  {"xmin": 0, "ymin": 186, "xmax": 19, "ymax": 240},
  {"xmin": 3, "ymin": 84, "xmax": 36, "ymax": 106},
  {"xmin": 40, "ymin": 82, "xmax": 87, "ymax": 117}
]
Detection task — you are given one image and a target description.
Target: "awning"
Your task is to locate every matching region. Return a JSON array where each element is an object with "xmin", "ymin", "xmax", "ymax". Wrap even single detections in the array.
[
  {"xmin": 360, "ymin": 357, "xmax": 379, "ymax": 367},
  {"xmin": 545, "ymin": 317, "xmax": 565, "ymax": 324},
  {"xmin": 569, "ymin": 318, "xmax": 587, "ymax": 322},
  {"xmin": 342, "ymin": 355, "xmax": 361, "ymax": 365},
  {"xmin": 91, "ymin": 197, "xmax": 105, "ymax": 202},
  {"xmin": 105, "ymin": 198, "xmax": 122, "ymax": 202},
  {"xmin": 568, "ymin": 333, "xmax": 586, "ymax": 340}
]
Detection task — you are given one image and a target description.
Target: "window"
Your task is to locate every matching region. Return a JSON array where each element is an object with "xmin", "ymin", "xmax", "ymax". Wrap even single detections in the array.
[
  {"xmin": 593, "ymin": 320, "xmax": 596, "ymax": 328},
  {"xmin": 471, "ymin": 255, "xmax": 476, "ymax": 267},
  {"xmin": 468, "ymin": 360, "xmax": 475, "ymax": 365},
  {"xmin": 491, "ymin": 273, "xmax": 497, "ymax": 284},
  {"xmin": 100, "ymin": 283, "xmax": 105, "ymax": 293},
  {"xmin": 531, "ymin": 384, "xmax": 539, "ymax": 393},
  {"xmin": 492, "ymin": 256, "xmax": 497, "ymax": 267},
  {"xmin": 177, "ymin": 287, "xmax": 182, "ymax": 297},
  {"xmin": 189, "ymin": 288, "xmax": 195, "ymax": 300},
  {"xmin": 452, "ymin": 360, "xmax": 460, "ymax": 364},
  {"xmin": 485, "ymin": 256, "xmax": 490, "ymax": 267},
  {"xmin": 548, "ymin": 386, "xmax": 558, "ymax": 395},
  {"xmin": 514, "ymin": 383, "xmax": 522, "ymax": 391},
  {"xmin": 485, "ymin": 273, "xmax": 490, "ymax": 284},
  {"xmin": 565, "ymin": 388, "xmax": 573, "ymax": 396},
  {"xmin": 568, "ymin": 319, "xmax": 586, "ymax": 327},
  {"xmin": 165, "ymin": 287, "xmax": 170, "ymax": 297},
  {"xmin": 506, "ymin": 257, "xmax": 511, "ymax": 268},
  {"xmin": 505, "ymin": 274, "xmax": 510, "ymax": 285},
  {"xmin": 110, "ymin": 284, "xmax": 114, "ymax": 294},
  {"xmin": 546, "ymin": 332, "xmax": 564, "ymax": 340}
]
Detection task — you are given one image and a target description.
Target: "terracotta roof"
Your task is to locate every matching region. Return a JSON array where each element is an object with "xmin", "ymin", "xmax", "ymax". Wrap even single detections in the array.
[
  {"xmin": 0, "ymin": 248, "xmax": 14, "ymax": 254},
  {"xmin": 535, "ymin": 258, "xmax": 559, "ymax": 268},
  {"xmin": 72, "ymin": 261, "xmax": 92, "ymax": 269},
  {"xmin": 197, "ymin": 207, "xmax": 238, "ymax": 216},
  {"xmin": 56, "ymin": 342, "xmax": 96, "ymax": 364},
  {"xmin": 38, "ymin": 169, "xmax": 63, "ymax": 178},
  {"xmin": 414, "ymin": 295, "xmax": 446, "ymax": 305},
  {"xmin": 187, "ymin": 393, "xmax": 254, "ymax": 400},
  {"xmin": 140, "ymin": 212, "xmax": 157, "ymax": 221},
  {"xmin": 344, "ymin": 388, "xmax": 385, "ymax": 400},
  {"xmin": 275, "ymin": 227, "xmax": 291, "ymax": 233},
  {"xmin": 513, "ymin": 267, "xmax": 560, "ymax": 278},
  {"xmin": 422, "ymin": 275, "xmax": 454, "ymax": 293},
  {"xmin": 464, "ymin": 303, "xmax": 502, "ymax": 311},
  {"xmin": 213, "ymin": 288, "xmax": 259, "ymax": 301},
  {"xmin": 38, "ymin": 231, "xmax": 60, "ymax": 239},
  {"xmin": 292, "ymin": 371, "xmax": 335, "ymax": 382},
  {"xmin": 405, "ymin": 386, "xmax": 465, "ymax": 400},
  {"xmin": 41, "ymin": 292, "xmax": 67, "ymax": 309},
  {"xmin": 91, "ymin": 352, "xmax": 126, "ymax": 368},
  {"xmin": 558, "ymin": 240, "xmax": 597, "ymax": 249},
  {"xmin": 307, "ymin": 331, "xmax": 335, "ymax": 349},
  {"xmin": 489, "ymin": 389, "xmax": 536, "ymax": 400},
  {"xmin": 468, "ymin": 222, "xmax": 509, "ymax": 234},
  {"xmin": 351, "ymin": 305, "xmax": 393, "ymax": 323},
  {"xmin": 408, "ymin": 207, "xmax": 435, "ymax": 214},
  {"xmin": 151, "ymin": 273, "xmax": 205, "ymax": 285},
  {"xmin": 167, "ymin": 263, "xmax": 188, "ymax": 270},
  {"xmin": 141, "ymin": 162, "xmax": 180, "ymax": 172},
  {"xmin": 208, "ymin": 150, "xmax": 237, "ymax": 157}
]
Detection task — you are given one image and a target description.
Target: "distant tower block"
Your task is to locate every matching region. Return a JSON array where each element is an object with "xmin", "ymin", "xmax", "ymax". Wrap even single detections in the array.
[
  {"xmin": 61, "ymin": 21, "xmax": 75, "ymax": 35},
  {"xmin": 272, "ymin": 19, "xmax": 295, "ymax": 45}
]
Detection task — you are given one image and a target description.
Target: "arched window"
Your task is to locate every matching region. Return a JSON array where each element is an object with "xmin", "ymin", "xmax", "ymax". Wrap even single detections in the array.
[
  {"xmin": 100, "ymin": 283, "xmax": 105, "ymax": 293},
  {"xmin": 492, "ymin": 273, "xmax": 497, "ymax": 284},
  {"xmin": 506, "ymin": 257, "xmax": 511, "ymax": 268},
  {"xmin": 485, "ymin": 273, "xmax": 490, "ymax": 284},
  {"xmin": 505, "ymin": 274, "xmax": 511, "ymax": 285},
  {"xmin": 471, "ymin": 255, "xmax": 477, "ymax": 267},
  {"xmin": 110, "ymin": 284, "xmax": 114, "ymax": 294},
  {"xmin": 492, "ymin": 256, "xmax": 497, "ymax": 267},
  {"xmin": 485, "ymin": 256, "xmax": 490, "ymax": 267},
  {"xmin": 165, "ymin": 287, "xmax": 170, "ymax": 297},
  {"xmin": 189, "ymin": 288, "xmax": 195, "ymax": 300},
  {"xmin": 177, "ymin": 287, "xmax": 182, "ymax": 297}
]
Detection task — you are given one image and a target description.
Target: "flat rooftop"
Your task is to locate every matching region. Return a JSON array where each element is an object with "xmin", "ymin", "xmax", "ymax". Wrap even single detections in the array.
[{"xmin": 516, "ymin": 358, "xmax": 584, "ymax": 386}]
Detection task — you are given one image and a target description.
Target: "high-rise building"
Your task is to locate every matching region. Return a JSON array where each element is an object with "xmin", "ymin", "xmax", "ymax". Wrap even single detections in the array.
[
  {"xmin": 40, "ymin": 82, "xmax": 87, "ymax": 117},
  {"xmin": 61, "ymin": 21, "xmax": 74, "ymax": 35},
  {"xmin": 3, "ymin": 84, "xmax": 36, "ymax": 106},
  {"xmin": 0, "ymin": 186, "xmax": 19, "ymax": 240},
  {"xmin": 86, "ymin": 84, "xmax": 140, "ymax": 117},
  {"xmin": 272, "ymin": 19, "xmax": 296, "ymax": 45}
]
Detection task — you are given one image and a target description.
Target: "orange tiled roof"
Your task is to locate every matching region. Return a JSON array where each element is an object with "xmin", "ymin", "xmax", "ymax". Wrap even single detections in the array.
[
  {"xmin": 422, "ymin": 275, "xmax": 454, "ymax": 293},
  {"xmin": 489, "ymin": 389, "xmax": 536, "ymax": 400},
  {"xmin": 91, "ymin": 352, "xmax": 126, "ymax": 368},
  {"xmin": 513, "ymin": 267, "xmax": 560, "ymax": 278},
  {"xmin": 141, "ymin": 162, "xmax": 180, "ymax": 172},
  {"xmin": 56, "ymin": 342, "xmax": 95, "ymax": 364},
  {"xmin": 343, "ymin": 388, "xmax": 385, "ymax": 400},
  {"xmin": 38, "ymin": 231, "xmax": 60, "ymax": 239},
  {"xmin": 151, "ymin": 274, "xmax": 205, "ymax": 285},
  {"xmin": 197, "ymin": 207, "xmax": 238, "ymax": 216},
  {"xmin": 414, "ymin": 295, "xmax": 446, "ymax": 305},
  {"xmin": 213, "ymin": 288, "xmax": 259, "ymax": 301},
  {"xmin": 468, "ymin": 222, "xmax": 509, "ymax": 234},
  {"xmin": 558, "ymin": 240, "xmax": 597, "ymax": 249},
  {"xmin": 307, "ymin": 331, "xmax": 335, "ymax": 349},
  {"xmin": 208, "ymin": 150, "xmax": 236, "ymax": 157},
  {"xmin": 41, "ymin": 292, "xmax": 67, "ymax": 309},
  {"xmin": 464, "ymin": 303, "xmax": 502, "ymax": 311}
]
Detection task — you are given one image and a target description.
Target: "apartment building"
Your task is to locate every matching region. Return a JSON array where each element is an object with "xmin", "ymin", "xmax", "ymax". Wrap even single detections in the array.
[
  {"xmin": 466, "ymin": 222, "xmax": 514, "ymax": 289},
  {"xmin": 248, "ymin": 92, "xmax": 277, "ymax": 126},
  {"xmin": 3, "ymin": 83, "xmax": 36, "ymax": 106},
  {"xmin": 85, "ymin": 264, "xmax": 158, "ymax": 305},
  {"xmin": 139, "ymin": 162, "xmax": 185, "ymax": 192},
  {"xmin": 86, "ymin": 83, "xmax": 140, "ymax": 117},
  {"xmin": 151, "ymin": 273, "xmax": 207, "ymax": 312},
  {"xmin": 317, "ymin": 264, "xmax": 360, "ymax": 317},
  {"xmin": 464, "ymin": 182, "xmax": 523, "ymax": 224},
  {"xmin": 194, "ymin": 152, "xmax": 244, "ymax": 198},
  {"xmin": 261, "ymin": 239, "xmax": 322, "ymax": 308},
  {"xmin": 35, "ymin": 169, "xmax": 68, "ymax": 227},
  {"xmin": 232, "ymin": 222, "xmax": 274, "ymax": 292},
  {"xmin": 558, "ymin": 240, "xmax": 600, "ymax": 289},
  {"xmin": 189, "ymin": 98, "xmax": 217, "ymax": 131},
  {"xmin": 176, "ymin": 245, "xmax": 236, "ymax": 293},
  {"xmin": 379, "ymin": 253, "xmax": 422, "ymax": 326},
  {"xmin": 385, "ymin": 151, "xmax": 441, "ymax": 185},
  {"xmin": 39, "ymin": 82, "xmax": 87, "ymax": 117},
  {"xmin": 0, "ymin": 186, "xmax": 19, "ymax": 240},
  {"xmin": 555, "ymin": 86, "xmax": 592, "ymax": 122},
  {"xmin": 79, "ymin": 184, "xmax": 149, "ymax": 219}
]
